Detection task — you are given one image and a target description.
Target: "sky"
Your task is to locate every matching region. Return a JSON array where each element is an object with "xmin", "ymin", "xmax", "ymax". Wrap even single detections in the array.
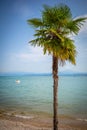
[{"xmin": 0, "ymin": 0, "xmax": 87, "ymax": 74}]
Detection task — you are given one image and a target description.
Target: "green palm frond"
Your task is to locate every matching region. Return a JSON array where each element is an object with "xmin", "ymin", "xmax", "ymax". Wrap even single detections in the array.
[
  {"xmin": 34, "ymin": 29, "xmax": 47, "ymax": 37},
  {"xmin": 27, "ymin": 18, "xmax": 43, "ymax": 28},
  {"xmin": 74, "ymin": 17, "xmax": 87, "ymax": 26},
  {"xmin": 49, "ymin": 28, "xmax": 64, "ymax": 42},
  {"xmin": 42, "ymin": 4, "xmax": 72, "ymax": 27},
  {"xmin": 66, "ymin": 17, "xmax": 87, "ymax": 34}
]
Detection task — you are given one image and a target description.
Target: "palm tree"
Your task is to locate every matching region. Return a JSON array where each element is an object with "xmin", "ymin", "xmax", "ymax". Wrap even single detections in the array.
[{"xmin": 27, "ymin": 4, "xmax": 86, "ymax": 130}]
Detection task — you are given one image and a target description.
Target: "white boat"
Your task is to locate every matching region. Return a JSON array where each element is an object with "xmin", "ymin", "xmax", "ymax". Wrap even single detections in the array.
[{"xmin": 16, "ymin": 80, "xmax": 20, "ymax": 84}]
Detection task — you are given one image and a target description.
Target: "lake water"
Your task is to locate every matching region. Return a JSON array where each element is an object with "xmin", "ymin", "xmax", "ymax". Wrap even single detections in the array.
[{"xmin": 0, "ymin": 75, "xmax": 87, "ymax": 119}]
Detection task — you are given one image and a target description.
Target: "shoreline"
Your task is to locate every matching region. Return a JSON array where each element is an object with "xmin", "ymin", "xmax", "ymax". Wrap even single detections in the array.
[{"xmin": 0, "ymin": 112, "xmax": 87, "ymax": 130}]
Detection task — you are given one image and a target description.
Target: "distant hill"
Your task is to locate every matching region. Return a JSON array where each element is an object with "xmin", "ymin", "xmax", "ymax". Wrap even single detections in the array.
[
  {"xmin": 59, "ymin": 72, "xmax": 87, "ymax": 76},
  {"xmin": 0, "ymin": 72, "xmax": 87, "ymax": 76}
]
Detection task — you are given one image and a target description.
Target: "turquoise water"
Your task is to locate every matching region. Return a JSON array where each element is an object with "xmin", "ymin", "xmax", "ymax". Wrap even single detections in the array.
[{"xmin": 0, "ymin": 75, "xmax": 87, "ymax": 119}]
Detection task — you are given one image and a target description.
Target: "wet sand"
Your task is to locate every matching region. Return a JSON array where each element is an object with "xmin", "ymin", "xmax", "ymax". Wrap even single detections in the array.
[{"xmin": 0, "ymin": 113, "xmax": 87, "ymax": 130}]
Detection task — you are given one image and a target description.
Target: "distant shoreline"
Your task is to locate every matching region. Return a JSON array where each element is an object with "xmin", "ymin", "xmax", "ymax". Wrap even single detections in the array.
[{"xmin": 0, "ymin": 72, "xmax": 87, "ymax": 76}]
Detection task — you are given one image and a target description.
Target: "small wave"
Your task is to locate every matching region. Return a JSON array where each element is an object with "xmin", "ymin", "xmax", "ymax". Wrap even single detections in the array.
[
  {"xmin": 15, "ymin": 115, "xmax": 34, "ymax": 119},
  {"xmin": 6, "ymin": 113, "xmax": 35, "ymax": 119},
  {"xmin": 77, "ymin": 118, "xmax": 87, "ymax": 122}
]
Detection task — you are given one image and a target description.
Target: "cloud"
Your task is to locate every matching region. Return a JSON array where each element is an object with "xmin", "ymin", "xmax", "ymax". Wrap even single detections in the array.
[
  {"xmin": 16, "ymin": 46, "xmax": 51, "ymax": 63},
  {"xmin": 10, "ymin": 46, "xmax": 52, "ymax": 73}
]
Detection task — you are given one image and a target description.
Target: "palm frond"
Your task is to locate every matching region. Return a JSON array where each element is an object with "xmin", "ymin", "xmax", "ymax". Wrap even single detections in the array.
[
  {"xmin": 27, "ymin": 18, "xmax": 43, "ymax": 28},
  {"xmin": 34, "ymin": 29, "xmax": 47, "ymax": 37},
  {"xmin": 49, "ymin": 28, "xmax": 64, "ymax": 42},
  {"xmin": 66, "ymin": 17, "xmax": 87, "ymax": 34}
]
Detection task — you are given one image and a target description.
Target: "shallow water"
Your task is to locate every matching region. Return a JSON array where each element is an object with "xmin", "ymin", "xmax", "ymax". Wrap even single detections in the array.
[{"xmin": 0, "ymin": 75, "xmax": 87, "ymax": 119}]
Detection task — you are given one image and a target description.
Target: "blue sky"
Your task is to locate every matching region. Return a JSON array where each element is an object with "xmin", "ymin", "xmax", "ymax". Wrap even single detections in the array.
[{"xmin": 0, "ymin": 0, "xmax": 87, "ymax": 73}]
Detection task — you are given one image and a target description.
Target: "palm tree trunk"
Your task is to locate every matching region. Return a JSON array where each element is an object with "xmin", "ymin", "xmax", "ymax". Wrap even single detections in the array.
[{"xmin": 52, "ymin": 55, "xmax": 58, "ymax": 130}]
